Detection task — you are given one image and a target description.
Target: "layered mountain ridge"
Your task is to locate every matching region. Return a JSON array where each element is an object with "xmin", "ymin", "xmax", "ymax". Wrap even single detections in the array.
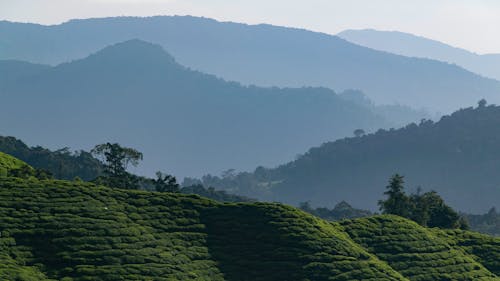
[
  {"xmin": 1, "ymin": 16, "xmax": 500, "ymax": 112},
  {"xmin": 0, "ymin": 40, "xmax": 405, "ymax": 178}
]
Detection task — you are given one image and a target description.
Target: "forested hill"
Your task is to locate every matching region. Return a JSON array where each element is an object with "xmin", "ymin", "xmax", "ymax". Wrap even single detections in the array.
[
  {"xmin": 0, "ymin": 39, "xmax": 413, "ymax": 178},
  {"xmin": 0, "ymin": 158, "xmax": 498, "ymax": 280},
  {"xmin": 202, "ymin": 102, "xmax": 500, "ymax": 213},
  {"xmin": 2, "ymin": 16, "xmax": 500, "ymax": 112}
]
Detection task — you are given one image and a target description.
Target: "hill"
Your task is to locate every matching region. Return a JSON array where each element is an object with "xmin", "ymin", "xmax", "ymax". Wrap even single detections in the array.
[
  {"xmin": 201, "ymin": 103, "xmax": 500, "ymax": 213},
  {"xmin": 0, "ymin": 39, "xmax": 409, "ymax": 178},
  {"xmin": 338, "ymin": 29, "xmax": 500, "ymax": 81},
  {"xmin": 341, "ymin": 215, "xmax": 499, "ymax": 279},
  {"xmin": 1, "ymin": 16, "xmax": 500, "ymax": 112},
  {"xmin": 0, "ymin": 151, "xmax": 29, "ymax": 176},
  {"xmin": 0, "ymin": 172, "xmax": 498, "ymax": 280}
]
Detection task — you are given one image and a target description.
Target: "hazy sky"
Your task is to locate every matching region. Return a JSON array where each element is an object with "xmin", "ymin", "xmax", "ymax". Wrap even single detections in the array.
[{"xmin": 1, "ymin": 0, "xmax": 499, "ymax": 54}]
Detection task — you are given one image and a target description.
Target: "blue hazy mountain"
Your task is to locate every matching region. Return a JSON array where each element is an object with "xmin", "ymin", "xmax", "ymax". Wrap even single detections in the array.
[
  {"xmin": 0, "ymin": 40, "xmax": 413, "ymax": 178},
  {"xmin": 338, "ymin": 29, "xmax": 500, "ymax": 81},
  {"xmin": 198, "ymin": 103, "xmax": 500, "ymax": 213},
  {"xmin": 1, "ymin": 16, "xmax": 500, "ymax": 113}
]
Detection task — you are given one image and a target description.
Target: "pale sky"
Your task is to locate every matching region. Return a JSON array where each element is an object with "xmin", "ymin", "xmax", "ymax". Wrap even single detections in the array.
[{"xmin": 1, "ymin": 0, "xmax": 500, "ymax": 54}]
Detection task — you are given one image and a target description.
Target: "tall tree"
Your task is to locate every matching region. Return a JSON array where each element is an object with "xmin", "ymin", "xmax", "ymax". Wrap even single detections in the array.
[
  {"xmin": 378, "ymin": 174, "xmax": 411, "ymax": 217},
  {"xmin": 91, "ymin": 143, "xmax": 143, "ymax": 189}
]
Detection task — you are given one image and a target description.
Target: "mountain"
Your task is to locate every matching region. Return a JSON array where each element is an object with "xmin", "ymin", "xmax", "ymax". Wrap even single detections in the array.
[
  {"xmin": 0, "ymin": 40, "xmax": 403, "ymax": 178},
  {"xmin": 1, "ymin": 16, "xmax": 500, "ymax": 112},
  {"xmin": 0, "ymin": 165, "xmax": 498, "ymax": 280},
  {"xmin": 200, "ymin": 103, "xmax": 500, "ymax": 213},
  {"xmin": 338, "ymin": 29, "xmax": 500, "ymax": 81}
]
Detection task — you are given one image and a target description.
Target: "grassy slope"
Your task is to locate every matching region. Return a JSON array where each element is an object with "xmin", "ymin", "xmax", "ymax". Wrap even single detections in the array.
[
  {"xmin": 0, "ymin": 177, "xmax": 405, "ymax": 281},
  {"xmin": 340, "ymin": 215, "xmax": 498, "ymax": 280},
  {"xmin": 0, "ymin": 151, "xmax": 31, "ymax": 177},
  {"xmin": 0, "ymin": 174, "xmax": 497, "ymax": 280},
  {"xmin": 434, "ymin": 229, "xmax": 500, "ymax": 275}
]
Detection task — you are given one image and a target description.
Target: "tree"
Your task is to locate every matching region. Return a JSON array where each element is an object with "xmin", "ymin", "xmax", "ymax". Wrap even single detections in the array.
[
  {"xmin": 153, "ymin": 171, "xmax": 179, "ymax": 193},
  {"xmin": 353, "ymin": 129, "xmax": 365, "ymax": 137},
  {"xmin": 378, "ymin": 174, "xmax": 411, "ymax": 217},
  {"xmin": 408, "ymin": 190, "xmax": 465, "ymax": 229},
  {"xmin": 478, "ymin": 99, "xmax": 487, "ymax": 108},
  {"xmin": 91, "ymin": 143, "xmax": 143, "ymax": 189}
]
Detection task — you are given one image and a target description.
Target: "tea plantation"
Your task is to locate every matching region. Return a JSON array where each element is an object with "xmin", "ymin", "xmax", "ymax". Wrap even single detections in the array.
[
  {"xmin": 340, "ymin": 216, "xmax": 499, "ymax": 280},
  {"xmin": 0, "ymin": 154, "xmax": 498, "ymax": 280},
  {"xmin": 0, "ymin": 152, "xmax": 30, "ymax": 177}
]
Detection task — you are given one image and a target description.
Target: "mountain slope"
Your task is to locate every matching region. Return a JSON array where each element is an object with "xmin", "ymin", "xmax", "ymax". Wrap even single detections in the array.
[
  {"xmin": 1, "ymin": 16, "xmax": 500, "ymax": 112},
  {"xmin": 0, "ymin": 169, "xmax": 498, "ymax": 280},
  {"xmin": 338, "ymin": 29, "xmax": 500, "ymax": 81},
  {"xmin": 0, "ymin": 40, "xmax": 396, "ymax": 178},
  {"xmin": 204, "ymin": 104, "xmax": 500, "ymax": 213}
]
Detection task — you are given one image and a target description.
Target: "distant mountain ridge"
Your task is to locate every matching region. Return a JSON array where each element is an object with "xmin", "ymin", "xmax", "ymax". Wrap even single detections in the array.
[
  {"xmin": 1, "ymin": 16, "xmax": 500, "ymax": 112},
  {"xmin": 338, "ymin": 29, "xmax": 500, "ymax": 81},
  {"xmin": 200, "ymin": 103, "xmax": 500, "ymax": 213},
  {"xmin": 0, "ymin": 39, "xmax": 410, "ymax": 178}
]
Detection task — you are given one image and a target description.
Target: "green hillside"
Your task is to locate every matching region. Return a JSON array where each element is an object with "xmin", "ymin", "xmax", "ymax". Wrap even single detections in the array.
[
  {"xmin": 0, "ymin": 158, "xmax": 498, "ymax": 280},
  {"xmin": 0, "ymin": 151, "xmax": 31, "ymax": 177},
  {"xmin": 0, "ymin": 177, "xmax": 406, "ymax": 280},
  {"xmin": 0, "ymin": 147, "xmax": 500, "ymax": 281},
  {"xmin": 435, "ymin": 229, "xmax": 500, "ymax": 275},
  {"xmin": 340, "ymin": 216, "xmax": 498, "ymax": 280}
]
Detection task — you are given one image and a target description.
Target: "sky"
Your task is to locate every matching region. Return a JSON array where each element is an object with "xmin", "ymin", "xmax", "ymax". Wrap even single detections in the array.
[{"xmin": 1, "ymin": 0, "xmax": 500, "ymax": 54}]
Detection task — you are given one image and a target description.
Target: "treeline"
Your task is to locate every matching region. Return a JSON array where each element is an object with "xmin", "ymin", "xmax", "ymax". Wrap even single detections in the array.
[
  {"xmin": 379, "ymin": 174, "xmax": 468, "ymax": 229},
  {"xmin": 0, "ymin": 139, "xmax": 251, "ymax": 203},
  {"xmin": 0, "ymin": 136, "xmax": 102, "ymax": 180},
  {"xmin": 2, "ymin": 137, "xmax": 497, "ymax": 233},
  {"xmin": 194, "ymin": 101, "xmax": 500, "ymax": 215},
  {"xmin": 299, "ymin": 174, "xmax": 469, "ymax": 230},
  {"xmin": 299, "ymin": 201, "xmax": 372, "ymax": 221}
]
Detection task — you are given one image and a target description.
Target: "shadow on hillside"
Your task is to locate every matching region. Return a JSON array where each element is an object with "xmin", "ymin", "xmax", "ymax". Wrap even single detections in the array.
[{"xmin": 200, "ymin": 205, "xmax": 305, "ymax": 281}]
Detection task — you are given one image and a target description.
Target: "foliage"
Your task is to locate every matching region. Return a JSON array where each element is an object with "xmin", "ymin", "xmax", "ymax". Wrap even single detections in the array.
[
  {"xmin": 180, "ymin": 184, "xmax": 255, "ymax": 203},
  {"xmin": 153, "ymin": 171, "xmax": 180, "ymax": 192},
  {"xmin": 0, "ymin": 135, "xmax": 102, "ymax": 180},
  {"xmin": 378, "ymin": 174, "xmax": 466, "ymax": 229},
  {"xmin": 91, "ymin": 142, "xmax": 143, "ymax": 189},
  {"xmin": 203, "ymin": 104, "xmax": 500, "ymax": 214},
  {"xmin": 379, "ymin": 174, "xmax": 410, "ymax": 217},
  {"xmin": 299, "ymin": 201, "xmax": 372, "ymax": 221}
]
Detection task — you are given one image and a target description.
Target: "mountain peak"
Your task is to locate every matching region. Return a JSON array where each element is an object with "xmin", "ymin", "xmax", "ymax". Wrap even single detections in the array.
[{"xmin": 81, "ymin": 39, "xmax": 178, "ymax": 67}]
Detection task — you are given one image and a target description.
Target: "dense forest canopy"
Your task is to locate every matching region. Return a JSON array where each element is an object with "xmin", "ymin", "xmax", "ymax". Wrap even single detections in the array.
[{"xmin": 200, "ymin": 102, "xmax": 500, "ymax": 213}]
